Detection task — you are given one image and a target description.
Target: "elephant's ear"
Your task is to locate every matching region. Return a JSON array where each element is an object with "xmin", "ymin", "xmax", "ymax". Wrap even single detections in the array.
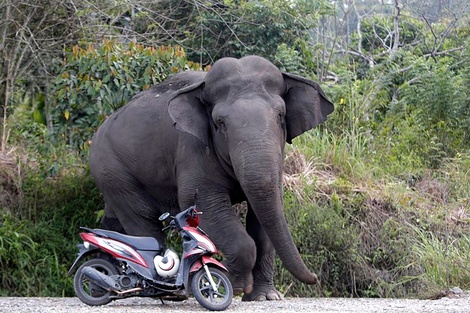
[
  {"xmin": 168, "ymin": 82, "xmax": 209, "ymax": 146},
  {"xmin": 282, "ymin": 73, "xmax": 334, "ymax": 144}
]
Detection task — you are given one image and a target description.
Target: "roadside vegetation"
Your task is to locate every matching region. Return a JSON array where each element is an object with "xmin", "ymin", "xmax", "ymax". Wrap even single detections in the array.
[{"xmin": 1, "ymin": 0, "xmax": 469, "ymax": 298}]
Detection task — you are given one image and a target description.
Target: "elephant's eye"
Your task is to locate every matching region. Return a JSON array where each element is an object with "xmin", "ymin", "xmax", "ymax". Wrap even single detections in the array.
[
  {"xmin": 278, "ymin": 111, "xmax": 286, "ymax": 130},
  {"xmin": 215, "ymin": 117, "xmax": 226, "ymax": 131}
]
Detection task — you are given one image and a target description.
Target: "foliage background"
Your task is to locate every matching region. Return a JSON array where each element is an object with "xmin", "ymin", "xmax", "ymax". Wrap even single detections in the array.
[{"xmin": 1, "ymin": 0, "xmax": 469, "ymax": 298}]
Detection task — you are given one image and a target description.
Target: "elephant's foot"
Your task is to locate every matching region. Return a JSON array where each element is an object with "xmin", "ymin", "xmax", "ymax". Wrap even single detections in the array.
[
  {"xmin": 241, "ymin": 285, "xmax": 284, "ymax": 301},
  {"xmin": 233, "ymin": 285, "xmax": 253, "ymax": 297},
  {"xmin": 231, "ymin": 273, "xmax": 254, "ymax": 296}
]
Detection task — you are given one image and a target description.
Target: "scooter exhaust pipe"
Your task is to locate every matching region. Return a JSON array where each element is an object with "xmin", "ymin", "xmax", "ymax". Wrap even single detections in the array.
[{"xmin": 81, "ymin": 266, "xmax": 120, "ymax": 292}]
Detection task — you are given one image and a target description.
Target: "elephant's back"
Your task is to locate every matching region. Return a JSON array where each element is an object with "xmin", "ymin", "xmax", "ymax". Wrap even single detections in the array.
[
  {"xmin": 90, "ymin": 85, "xmax": 171, "ymax": 156},
  {"xmin": 98, "ymin": 70, "xmax": 205, "ymax": 127},
  {"xmin": 91, "ymin": 70, "xmax": 206, "ymax": 149},
  {"xmin": 89, "ymin": 70, "xmax": 206, "ymax": 182}
]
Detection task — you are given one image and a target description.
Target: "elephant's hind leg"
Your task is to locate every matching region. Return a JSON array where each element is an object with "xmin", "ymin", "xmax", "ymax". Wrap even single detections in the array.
[
  {"xmin": 100, "ymin": 181, "xmax": 166, "ymax": 243},
  {"xmin": 101, "ymin": 207, "xmax": 126, "ymax": 234}
]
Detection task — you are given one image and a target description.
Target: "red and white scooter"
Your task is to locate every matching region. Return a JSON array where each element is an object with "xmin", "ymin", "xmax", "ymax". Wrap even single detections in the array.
[{"xmin": 68, "ymin": 205, "xmax": 233, "ymax": 311}]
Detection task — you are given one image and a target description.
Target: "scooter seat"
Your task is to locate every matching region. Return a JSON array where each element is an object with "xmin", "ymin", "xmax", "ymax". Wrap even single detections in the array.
[{"xmin": 82, "ymin": 227, "xmax": 162, "ymax": 251}]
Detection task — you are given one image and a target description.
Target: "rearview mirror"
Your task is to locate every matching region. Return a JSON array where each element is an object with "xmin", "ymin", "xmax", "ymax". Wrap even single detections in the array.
[{"xmin": 159, "ymin": 212, "xmax": 170, "ymax": 221}]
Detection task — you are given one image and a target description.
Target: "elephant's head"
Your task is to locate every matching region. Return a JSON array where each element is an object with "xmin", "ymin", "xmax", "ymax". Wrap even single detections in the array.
[{"xmin": 168, "ymin": 56, "xmax": 334, "ymax": 284}]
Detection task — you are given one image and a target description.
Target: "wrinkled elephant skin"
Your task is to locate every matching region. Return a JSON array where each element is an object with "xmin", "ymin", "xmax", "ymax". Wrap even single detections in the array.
[{"xmin": 89, "ymin": 56, "xmax": 334, "ymax": 301}]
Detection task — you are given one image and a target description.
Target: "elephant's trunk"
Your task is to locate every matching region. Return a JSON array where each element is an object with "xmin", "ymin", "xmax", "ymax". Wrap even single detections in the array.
[{"xmin": 231, "ymin": 138, "xmax": 318, "ymax": 285}]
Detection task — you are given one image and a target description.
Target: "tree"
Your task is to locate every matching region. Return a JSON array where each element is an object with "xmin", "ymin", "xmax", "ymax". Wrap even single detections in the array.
[
  {"xmin": 67, "ymin": 0, "xmax": 333, "ymax": 67},
  {"xmin": 0, "ymin": 0, "xmax": 81, "ymax": 151}
]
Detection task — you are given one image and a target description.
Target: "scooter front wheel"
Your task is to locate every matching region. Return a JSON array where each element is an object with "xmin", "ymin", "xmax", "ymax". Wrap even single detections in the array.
[
  {"xmin": 74, "ymin": 258, "xmax": 119, "ymax": 306},
  {"xmin": 191, "ymin": 267, "xmax": 233, "ymax": 311}
]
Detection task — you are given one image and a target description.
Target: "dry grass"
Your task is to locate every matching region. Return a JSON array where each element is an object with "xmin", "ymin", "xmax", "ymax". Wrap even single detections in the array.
[{"xmin": 283, "ymin": 148, "xmax": 337, "ymax": 201}]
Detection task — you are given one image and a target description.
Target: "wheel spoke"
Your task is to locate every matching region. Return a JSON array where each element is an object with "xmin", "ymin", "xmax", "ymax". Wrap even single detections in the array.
[
  {"xmin": 200, "ymin": 276, "xmax": 219, "ymax": 302},
  {"xmin": 204, "ymin": 275, "xmax": 227, "ymax": 300},
  {"xmin": 214, "ymin": 291, "xmax": 225, "ymax": 297}
]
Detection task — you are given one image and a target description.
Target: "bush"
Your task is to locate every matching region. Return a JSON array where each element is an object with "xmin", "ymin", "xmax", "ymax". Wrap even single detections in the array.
[
  {"xmin": 277, "ymin": 188, "xmax": 362, "ymax": 297},
  {"xmin": 0, "ymin": 173, "xmax": 101, "ymax": 296},
  {"xmin": 51, "ymin": 41, "xmax": 202, "ymax": 150}
]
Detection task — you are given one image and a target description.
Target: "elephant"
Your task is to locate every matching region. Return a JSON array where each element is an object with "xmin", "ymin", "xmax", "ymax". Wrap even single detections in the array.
[{"xmin": 89, "ymin": 55, "xmax": 334, "ymax": 301}]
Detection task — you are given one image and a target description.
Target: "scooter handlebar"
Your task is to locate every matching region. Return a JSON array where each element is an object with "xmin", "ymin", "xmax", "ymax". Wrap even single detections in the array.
[{"xmin": 162, "ymin": 205, "xmax": 201, "ymax": 232}]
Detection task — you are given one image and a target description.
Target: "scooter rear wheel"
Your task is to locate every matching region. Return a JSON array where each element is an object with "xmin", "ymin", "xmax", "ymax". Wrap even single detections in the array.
[
  {"xmin": 191, "ymin": 267, "xmax": 233, "ymax": 311},
  {"xmin": 74, "ymin": 258, "xmax": 119, "ymax": 306}
]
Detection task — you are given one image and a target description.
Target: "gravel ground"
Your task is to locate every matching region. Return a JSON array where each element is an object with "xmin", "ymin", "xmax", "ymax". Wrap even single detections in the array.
[{"xmin": 1, "ymin": 293, "xmax": 469, "ymax": 313}]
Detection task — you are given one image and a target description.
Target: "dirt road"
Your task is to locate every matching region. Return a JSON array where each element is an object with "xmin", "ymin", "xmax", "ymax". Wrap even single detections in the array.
[{"xmin": 1, "ymin": 294, "xmax": 469, "ymax": 313}]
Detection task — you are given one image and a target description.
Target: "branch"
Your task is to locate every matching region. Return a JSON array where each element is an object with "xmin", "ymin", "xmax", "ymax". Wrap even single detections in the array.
[
  {"xmin": 392, "ymin": 0, "xmax": 401, "ymax": 52},
  {"xmin": 423, "ymin": 46, "xmax": 465, "ymax": 58},
  {"xmin": 422, "ymin": 12, "xmax": 459, "ymax": 62},
  {"xmin": 372, "ymin": 24, "xmax": 390, "ymax": 52},
  {"xmin": 352, "ymin": 0, "xmax": 363, "ymax": 54},
  {"xmin": 336, "ymin": 48, "xmax": 376, "ymax": 67}
]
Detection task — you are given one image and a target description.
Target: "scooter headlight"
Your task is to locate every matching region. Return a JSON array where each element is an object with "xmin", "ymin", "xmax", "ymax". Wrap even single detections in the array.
[{"xmin": 84, "ymin": 241, "xmax": 90, "ymax": 249}]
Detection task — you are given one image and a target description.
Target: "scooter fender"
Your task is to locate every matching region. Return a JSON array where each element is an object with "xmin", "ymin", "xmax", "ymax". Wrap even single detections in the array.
[
  {"xmin": 189, "ymin": 255, "xmax": 228, "ymax": 273},
  {"xmin": 178, "ymin": 255, "xmax": 229, "ymax": 295},
  {"xmin": 67, "ymin": 243, "xmax": 100, "ymax": 276}
]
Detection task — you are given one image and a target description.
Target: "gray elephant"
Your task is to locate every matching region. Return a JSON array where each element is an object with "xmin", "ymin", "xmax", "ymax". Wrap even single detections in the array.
[{"xmin": 89, "ymin": 55, "xmax": 334, "ymax": 301}]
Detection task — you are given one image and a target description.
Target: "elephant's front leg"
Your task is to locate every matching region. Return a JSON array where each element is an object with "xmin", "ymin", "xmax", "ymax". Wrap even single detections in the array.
[
  {"xmin": 242, "ymin": 206, "xmax": 284, "ymax": 301},
  {"xmin": 179, "ymin": 189, "xmax": 257, "ymax": 296},
  {"xmin": 205, "ymin": 205, "xmax": 258, "ymax": 295}
]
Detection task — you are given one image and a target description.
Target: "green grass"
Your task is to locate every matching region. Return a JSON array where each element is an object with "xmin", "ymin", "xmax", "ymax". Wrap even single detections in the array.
[
  {"xmin": 412, "ymin": 225, "xmax": 470, "ymax": 291},
  {"xmin": 0, "ymin": 158, "xmax": 102, "ymax": 296},
  {"xmin": 292, "ymin": 128, "xmax": 371, "ymax": 178}
]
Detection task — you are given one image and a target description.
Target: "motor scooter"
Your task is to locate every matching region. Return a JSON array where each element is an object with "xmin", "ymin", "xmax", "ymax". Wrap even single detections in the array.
[{"xmin": 68, "ymin": 205, "xmax": 233, "ymax": 311}]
